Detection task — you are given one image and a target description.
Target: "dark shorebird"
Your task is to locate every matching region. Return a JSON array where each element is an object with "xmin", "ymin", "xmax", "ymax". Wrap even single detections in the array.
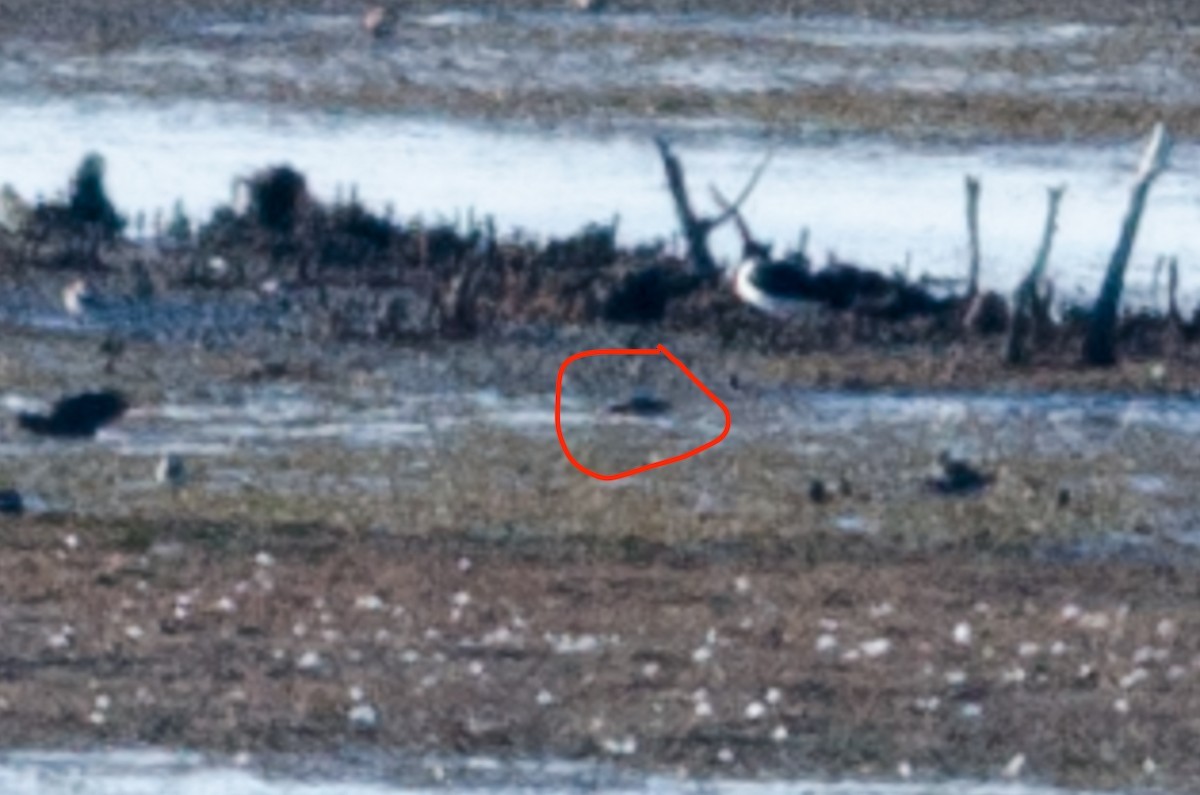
[
  {"xmin": 927, "ymin": 452, "xmax": 993, "ymax": 496},
  {"xmin": 607, "ymin": 392, "xmax": 671, "ymax": 417},
  {"xmin": 18, "ymin": 390, "xmax": 129, "ymax": 438}
]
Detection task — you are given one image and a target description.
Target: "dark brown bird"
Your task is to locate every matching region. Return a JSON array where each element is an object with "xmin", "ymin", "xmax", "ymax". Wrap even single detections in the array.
[
  {"xmin": 18, "ymin": 390, "xmax": 129, "ymax": 438},
  {"xmin": 927, "ymin": 452, "xmax": 993, "ymax": 496},
  {"xmin": 607, "ymin": 393, "xmax": 671, "ymax": 417}
]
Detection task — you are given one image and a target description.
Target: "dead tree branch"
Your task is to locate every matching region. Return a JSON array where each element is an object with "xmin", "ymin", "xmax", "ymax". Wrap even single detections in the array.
[
  {"xmin": 653, "ymin": 137, "xmax": 771, "ymax": 278},
  {"xmin": 1006, "ymin": 184, "xmax": 1066, "ymax": 365},
  {"xmin": 964, "ymin": 175, "xmax": 981, "ymax": 299},
  {"xmin": 1083, "ymin": 122, "xmax": 1173, "ymax": 366}
]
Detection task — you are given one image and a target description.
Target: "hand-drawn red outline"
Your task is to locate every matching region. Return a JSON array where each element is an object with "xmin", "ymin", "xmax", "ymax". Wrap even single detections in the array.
[{"xmin": 555, "ymin": 344, "xmax": 732, "ymax": 481}]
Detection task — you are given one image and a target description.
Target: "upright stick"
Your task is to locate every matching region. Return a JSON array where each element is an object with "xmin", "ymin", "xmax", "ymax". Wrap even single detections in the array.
[{"xmin": 1083, "ymin": 123, "xmax": 1172, "ymax": 366}]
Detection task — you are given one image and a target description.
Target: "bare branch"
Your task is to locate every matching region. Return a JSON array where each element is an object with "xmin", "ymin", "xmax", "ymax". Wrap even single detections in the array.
[
  {"xmin": 709, "ymin": 147, "xmax": 775, "ymax": 228},
  {"xmin": 1084, "ymin": 123, "xmax": 1173, "ymax": 366}
]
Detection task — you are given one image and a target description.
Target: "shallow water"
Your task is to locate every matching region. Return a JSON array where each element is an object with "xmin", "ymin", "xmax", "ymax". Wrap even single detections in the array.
[
  {"xmin": 1, "ymin": 95, "xmax": 1198, "ymax": 305},
  {"xmin": 0, "ymin": 750, "xmax": 1115, "ymax": 795}
]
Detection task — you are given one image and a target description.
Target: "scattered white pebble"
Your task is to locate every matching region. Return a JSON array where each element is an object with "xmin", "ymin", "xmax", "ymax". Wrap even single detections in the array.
[
  {"xmin": 47, "ymin": 626, "xmax": 74, "ymax": 650},
  {"xmin": 124, "ymin": 625, "xmax": 144, "ymax": 641},
  {"xmin": 348, "ymin": 703, "xmax": 378, "ymax": 729},
  {"xmin": 94, "ymin": 694, "xmax": 111, "ymax": 711},
  {"xmin": 953, "ymin": 622, "xmax": 972, "ymax": 646},
  {"xmin": 536, "ymin": 689, "xmax": 555, "ymax": 706},
  {"xmin": 546, "ymin": 633, "xmax": 604, "ymax": 655},
  {"xmin": 468, "ymin": 661, "xmax": 484, "ymax": 676},
  {"xmin": 1060, "ymin": 604, "xmax": 1081, "ymax": 622},
  {"xmin": 717, "ymin": 748, "xmax": 734, "ymax": 764},
  {"xmin": 897, "ymin": 760, "xmax": 913, "ymax": 779},
  {"xmin": 771, "ymin": 725, "xmax": 789, "ymax": 743},
  {"xmin": 692, "ymin": 646, "xmax": 713, "ymax": 664},
  {"xmin": 944, "ymin": 670, "xmax": 967, "ymax": 686},
  {"xmin": 841, "ymin": 649, "xmax": 862, "ymax": 662},
  {"xmin": 348, "ymin": 686, "xmax": 364, "ymax": 703},
  {"xmin": 869, "ymin": 602, "xmax": 895, "ymax": 619},
  {"xmin": 1078, "ymin": 663, "xmax": 1095, "ymax": 679},
  {"xmin": 1157, "ymin": 619, "xmax": 1177, "ymax": 640},
  {"xmin": 641, "ymin": 662, "xmax": 660, "ymax": 679},
  {"xmin": 1018, "ymin": 642, "xmax": 1039, "ymax": 657},
  {"xmin": 734, "ymin": 576, "xmax": 751, "ymax": 594},
  {"xmin": 452, "ymin": 591, "xmax": 471, "ymax": 608},
  {"xmin": 214, "ymin": 597, "xmax": 236, "ymax": 614},
  {"xmin": 816, "ymin": 634, "xmax": 838, "ymax": 653},
  {"xmin": 457, "ymin": 557, "xmax": 472, "ymax": 573},
  {"xmin": 1143, "ymin": 757, "xmax": 1158, "ymax": 775},
  {"xmin": 1168, "ymin": 665, "xmax": 1186, "ymax": 681},
  {"xmin": 818, "ymin": 618, "xmax": 839, "ymax": 632},
  {"xmin": 354, "ymin": 594, "xmax": 384, "ymax": 611},
  {"xmin": 694, "ymin": 701, "xmax": 713, "ymax": 718},
  {"xmin": 744, "ymin": 701, "xmax": 766, "ymax": 720},
  {"xmin": 861, "ymin": 638, "xmax": 891, "ymax": 658},
  {"xmin": 914, "ymin": 696, "xmax": 941, "ymax": 713},
  {"xmin": 960, "ymin": 703, "xmax": 983, "ymax": 718},
  {"xmin": 1002, "ymin": 753, "xmax": 1026, "ymax": 779},
  {"xmin": 602, "ymin": 736, "xmax": 637, "ymax": 756},
  {"xmin": 765, "ymin": 687, "xmax": 782, "ymax": 705},
  {"xmin": 254, "ymin": 551, "xmax": 274, "ymax": 567},
  {"xmin": 1080, "ymin": 612, "xmax": 1110, "ymax": 631},
  {"xmin": 297, "ymin": 651, "xmax": 323, "ymax": 671},
  {"xmin": 88, "ymin": 711, "xmax": 106, "ymax": 725},
  {"xmin": 1002, "ymin": 666, "xmax": 1027, "ymax": 684},
  {"xmin": 1114, "ymin": 698, "xmax": 1130, "ymax": 714},
  {"xmin": 1120, "ymin": 669, "xmax": 1149, "ymax": 690},
  {"xmin": 1050, "ymin": 641, "xmax": 1067, "ymax": 656},
  {"xmin": 63, "ymin": 534, "xmax": 79, "ymax": 550}
]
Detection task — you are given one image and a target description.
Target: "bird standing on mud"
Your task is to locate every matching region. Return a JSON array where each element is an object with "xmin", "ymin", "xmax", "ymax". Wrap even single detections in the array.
[
  {"xmin": 155, "ymin": 453, "xmax": 187, "ymax": 488},
  {"xmin": 18, "ymin": 390, "xmax": 129, "ymax": 438},
  {"xmin": 362, "ymin": 4, "xmax": 398, "ymax": 40},
  {"xmin": 732, "ymin": 247, "xmax": 820, "ymax": 319},
  {"xmin": 927, "ymin": 452, "xmax": 993, "ymax": 496},
  {"xmin": 62, "ymin": 278, "xmax": 98, "ymax": 318}
]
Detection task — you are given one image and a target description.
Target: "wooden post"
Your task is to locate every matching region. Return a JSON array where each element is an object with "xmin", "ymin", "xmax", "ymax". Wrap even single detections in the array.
[
  {"xmin": 1006, "ymin": 184, "xmax": 1066, "ymax": 365},
  {"xmin": 1083, "ymin": 123, "xmax": 1172, "ymax": 366},
  {"xmin": 965, "ymin": 175, "xmax": 981, "ymax": 299}
]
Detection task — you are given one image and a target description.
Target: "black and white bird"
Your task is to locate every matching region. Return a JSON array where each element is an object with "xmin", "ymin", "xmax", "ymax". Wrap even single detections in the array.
[
  {"xmin": 18, "ymin": 390, "xmax": 129, "ymax": 438},
  {"xmin": 731, "ymin": 247, "xmax": 821, "ymax": 319},
  {"xmin": 155, "ymin": 453, "xmax": 186, "ymax": 488},
  {"xmin": 362, "ymin": 4, "xmax": 398, "ymax": 40},
  {"xmin": 62, "ymin": 278, "xmax": 100, "ymax": 318}
]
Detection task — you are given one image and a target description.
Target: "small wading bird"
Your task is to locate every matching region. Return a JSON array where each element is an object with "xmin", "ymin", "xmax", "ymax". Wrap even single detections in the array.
[
  {"xmin": 155, "ymin": 453, "xmax": 186, "ymax": 488},
  {"xmin": 362, "ymin": 4, "xmax": 398, "ymax": 39},
  {"xmin": 18, "ymin": 390, "xmax": 129, "ymax": 438},
  {"xmin": 732, "ymin": 245, "xmax": 822, "ymax": 319},
  {"xmin": 62, "ymin": 278, "xmax": 100, "ymax": 317},
  {"xmin": 927, "ymin": 451, "xmax": 993, "ymax": 496},
  {"xmin": 607, "ymin": 390, "xmax": 671, "ymax": 417}
]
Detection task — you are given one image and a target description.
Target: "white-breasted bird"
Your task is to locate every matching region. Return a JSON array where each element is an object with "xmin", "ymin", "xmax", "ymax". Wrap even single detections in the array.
[
  {"xmin": 731, "ymin": 247, "xmax": 821, "ymax": 319},
  {"xmin": 155, "ymin": 453, "xmax": 186, "ymax": 488},
  {"xmin": 62, "ymin": 278, "xmax": 99, "ymax": 317}
]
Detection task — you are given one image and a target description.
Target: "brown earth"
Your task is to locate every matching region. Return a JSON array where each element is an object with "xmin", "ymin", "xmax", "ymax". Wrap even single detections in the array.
[{"xmin": 0, "ymin": 518, "xmax": 1196, "ymax": 791}]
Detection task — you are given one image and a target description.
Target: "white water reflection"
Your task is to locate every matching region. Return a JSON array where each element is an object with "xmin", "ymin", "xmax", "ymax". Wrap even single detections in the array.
[
  {"xmin": 0, "ymin": 750, "xmax": 1115, "ymax": 795},
  {"xmin": 2, "ymin": 97, "xmax": 1199, "ymax": 304}
]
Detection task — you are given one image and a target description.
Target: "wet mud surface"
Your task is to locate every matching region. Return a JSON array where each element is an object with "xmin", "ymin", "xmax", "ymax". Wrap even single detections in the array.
[{"xmin": 0, "ymin": 0, "xmax": 1197, "ymax": 141}]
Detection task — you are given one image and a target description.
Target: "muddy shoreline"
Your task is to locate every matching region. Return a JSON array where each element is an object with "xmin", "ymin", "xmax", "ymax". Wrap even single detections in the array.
[{"xmin": 0, "ymin": 517, "xmax": 1195, "ymax": 792}]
